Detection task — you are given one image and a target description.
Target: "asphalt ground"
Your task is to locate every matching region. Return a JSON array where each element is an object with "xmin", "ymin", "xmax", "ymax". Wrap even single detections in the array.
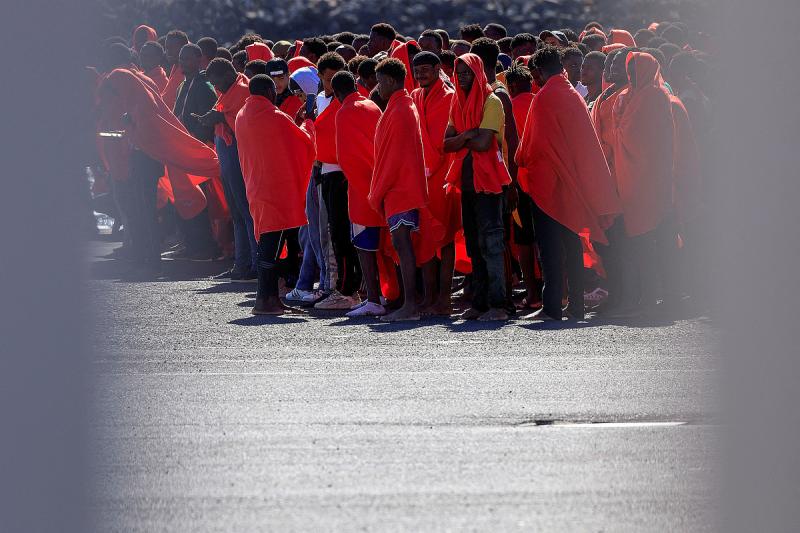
[{"xmin": 89, "ymin": 241, "xmax": 718, "ymax": 531}]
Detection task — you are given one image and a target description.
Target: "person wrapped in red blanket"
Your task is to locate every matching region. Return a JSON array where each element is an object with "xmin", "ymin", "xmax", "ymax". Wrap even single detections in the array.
[
  {"xmin": 235, "ymin": 75, "xmax": 316, "ymax": 315},
  {"xmin": 515, "ymin": 46, "xmax": 620, "ymax": 321},
  {"xmin": 368, "ymin": 58, "xmax": 435, "ymax": 322}
]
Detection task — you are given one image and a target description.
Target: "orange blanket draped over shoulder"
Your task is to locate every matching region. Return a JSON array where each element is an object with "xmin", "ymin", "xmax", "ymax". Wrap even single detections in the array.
[
  {"xmin": 335, "ymin": 92, "xmax": 385, "ymax": 228},
  {"xmin": 235, "ymin": 95, "xmax": 316, "ymax": 236},
  {"xmin": 515, "ymin": 72, "xmax": 620, "ymax": 244},
  {"xmin": 370, "ymin": 89, "xmax": 444, "ymax": 265},
  {"xmin": 214, "ymin": 72, "xmax": 250, "ymax": 145},
  {"xmin": 612, "ymin": 52, "xmax": 675, "ymax": 237},
  {"xmin": 591, "ymin": 85, "xmax": 625, "ymax": 177},
  {"xmin": 412, "ymin": 78, "xmax": 460, "ymax": 246},
  {"xmin": 369, "ymin": 90, "xmax": 428, "ymax": 219},
  {"xmin": 161, "ymin": 64, "xmax": 184, "ymax": 110},
  {"xmin": 144, "ymin": 67, "xmax": 168, "ymax": 93},
  {"xmin": 445, "ymin": 53, "xmax": 511, "ymax": 194},
  {"xmin": 511, "ymin": 92, "xmax": 534, "ymax": 191},
  {"xmin": 313, "ymin": 95, "xmax": 341, "ymax": 164},
  {"xmin": 102, "ymin": 68, "xmax": 220, "ymax": 219}
]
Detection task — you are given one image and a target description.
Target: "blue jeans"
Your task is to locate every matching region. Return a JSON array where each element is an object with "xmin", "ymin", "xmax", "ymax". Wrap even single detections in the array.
[
  {"xmin": 296, "ymin": 178, "xmax": 327, "ymax": 291},
  {"xmin": 215, "ymin": 136, "xmax": 257, "ymax": 272}
]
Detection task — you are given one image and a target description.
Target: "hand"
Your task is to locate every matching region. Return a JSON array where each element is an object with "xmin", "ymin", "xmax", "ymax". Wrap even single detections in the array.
[
  {"xmin": 294, "ymin": 107, "xmax": 307, "ymax": 126},
  {"xmin": 192, "ymin": 110, "xmax": 223, "ymax": 126},
  {"xmin": 462, "ymin": 128, "xmax": 479, "ymax": 141},
  {"xmin": 505, "ymin": 184, "xmax": 519, "ymax": 213}
]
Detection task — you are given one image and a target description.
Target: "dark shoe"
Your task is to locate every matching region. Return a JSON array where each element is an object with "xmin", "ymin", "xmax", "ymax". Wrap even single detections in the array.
[{"xmin": 231, "ymin": 269, "xmax": 258, "ymax": 283}]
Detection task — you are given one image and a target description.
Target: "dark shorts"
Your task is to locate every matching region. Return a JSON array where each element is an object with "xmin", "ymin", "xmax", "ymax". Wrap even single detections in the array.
[
  {"xmin": 387, "ymin": 209, "xmax": 420, "ymax": 233},
  {"xmin": 513, "ymin": 190, "xmax": 536, "ymax": 245},
  {"xmin": 350, "ymin": 223, "xmax": 381, "ymax": 252}
]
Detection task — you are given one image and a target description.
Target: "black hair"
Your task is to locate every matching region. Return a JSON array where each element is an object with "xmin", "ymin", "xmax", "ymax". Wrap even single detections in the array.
[
  {"xmin": 357, "ymin": 57, "xmax": 378, "ymax": 79},
  {"xmin": 560, "ymin": 29, "xmax": 579, "ymax": 43},
  {"xmin": 336, "ymin": 44, "xmax": 357, "ymax": 58},
  {"xmin": 216, "ymin": 47, "xmax": 233, "ymax": 61},
  {"xmin": 334, "ymin": 31, "xmax": 356, "ymax": 45},
  {"xmin": 561, "ymin": 46, "xmax": 584, "ymax": 62},
  {"xmin": 584, "ymin": 21, "xmax": 604, "ymax": 32},
  {"xmin": 581, "ymin": 33, "xmax": 605, "ymax": 51},
  {"xmin": 460, "ymin": 24, "xmax": 485, "ymax": 42},
  {"xmin": 505, "ymin": 62, "xmax": 533, "ymax": 87},
  {"xmin": 265, "ymin": 58, "xmax": 290, "ymax": 75},
  {"xmin": 642, "ymin": 48, "xmax": 668, "ymax": 72},
  {"xmin": 348, "ymin": 55, "xmax": 367, "ymax": 74},
  {"xmin": 584, "ymin": 50, "xmax": 607, "ymax": 67},
  {"xmin": 412, "ymin": 51, "xmax": 441, "ymax": 67},
  {"xmin": 180, "ymin": 43, "xmax": 202, "ymax": 58},
  {"xmin": 244, "ymin": 59, "xmax": 268, "ymax": 76},
  {"xmin": 497, "ymin": 37, "xmax": 513, "ymax": 54},
  {"xmin": 100, "ymin": 42, "xmax": 133, "ymax": 72},
  {"xmin": 669, "ymin": 51, "xmax": 702, "ymax": 81},
  {"xmin": 331, "ymin": 70, "xmax": 357, "ymax": 95},
  {"xmin": 661, "ymin": 24, "xmax": 687, "ymax": 47},
  {"xmin": 249, "ymin": 74, "xmax": 275, "ymax": 96},
  {"xmin": 435, "ymin": 29, "xmax": 450, "ymax": 49},
  {"xmin": 232, "ymin": 33, "xmax": 263, "ymax": 54},
  {"xmin": 420, "ymin": 29, "xmax": 443, "ymax": 49},
  {"xmin": 470, "ymin": 37, "xmax": 500, "ymax": 68},
  {"xmin": 140, "ymin": 41, "xmax": 164, "ymax": 57},
  {"xmin": 320, "ymin": 35, "xmax": 334, "ymax": 44},
  {"xmin": 327, "ymin": 41, "xmax": 343, "ymax": 52},
  {"xmin": 532, "ymin": 45, "xmax": 563, "ymax": 76},
  {"xmin": 576, "ymin": 42, "xmax": 590, "ymax": 56},
  {"xmin": 511, "ymin": 33, "xmax": 538, "ymax": 50},
  {"xmin": 375, "ymin": 57, "xmax": 406, "ymax": 84},
  {"xmin": 206, "ymin": 57, "xmax": 236, "ymax": 78},
  {"xmin": 647, "ymin": 36, "xmax": 667, "ymax": 48},
  {"xmin": 301, "ymin": 37, "xmax": 327, "ymax": 58},
  {"xmin": 371, "ymin": 23, "xmax": 397, "ymax": 42},
  {"xmin": 440, "ymin": 50, "xmax": 456, "ymax": 68},
  {"xmin": 165, "ymin": 30, "xmax": 189, "ymax": 45},
  {"xmin": 658, "ymin": 42, "xmax": 682, "ymax": 65},
  {"xmin": 232, "ymin": 50, "xmax": 248, "ymax": 68},
  {"xmin": 634, "ymin": 29, "xmax": 656, "ymax": 47},
  {"xmin": 317, "ymin": 52, "xmax": 346, "ymax": 73},
  {"xmin": 484, "ymin": 23, "xmax": 507, "ymax": 38},
  {"xmin": 197, "ymin": 37, "xmax": 217, "ymax": 58}
]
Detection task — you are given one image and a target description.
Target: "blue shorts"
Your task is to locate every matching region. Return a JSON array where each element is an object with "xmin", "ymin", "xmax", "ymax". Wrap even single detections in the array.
[
  {"xmin": 387, "ymin": 209, "xmax": 420, "ymax": 233},
  {"xmin": 350, "ymin": 223, "xmax": 381, "ymax": 251}
]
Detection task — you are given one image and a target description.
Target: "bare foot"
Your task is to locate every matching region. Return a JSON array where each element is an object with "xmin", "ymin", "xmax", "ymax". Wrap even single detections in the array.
[
  {"xmin": 478, "ymin": 308, "xmax": 509, "ymax": 321},
  {"xmin": 380, "ymin": 306, "xmax": 421, "ymax": 322},
  {"xmin": 421, "ymin": 301, "xmax": 453, "ymax": 317}
]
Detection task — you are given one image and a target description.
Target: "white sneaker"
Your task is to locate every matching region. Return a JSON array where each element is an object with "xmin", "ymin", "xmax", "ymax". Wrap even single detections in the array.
[
  {"xmin": 584, "ymin": 287, "xmax": 609, "ymax": 307},
  {"xmin": 314, "ymin": 290, "xmax": 362, "ymax": 310},
  {"xmin": 285, "ymin": 287, "xmax": 320, "ymax": 304},
  {"xmin": 345, "ymin": 301, "xmax": 386, "ymax": 317}
]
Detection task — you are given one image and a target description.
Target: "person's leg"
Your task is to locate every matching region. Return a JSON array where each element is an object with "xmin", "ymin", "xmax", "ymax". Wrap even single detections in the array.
[
  {"xmin": 434, "ymin": 241, "xmax": 456, "ymax": 314},
  {"xmin": 515, "ymin": 191, "xmax": 540, "ymax": 308},
  {"xmin": 637, "ymin": 229, "xmax": 660, "ymax": 312},
  {"xmin": 215, "ymin": 138, "xmax": 249, "ymax": 274},
  {"xmin": 530, "ymin": 200, "xmax": 564, "ymax": 319},
  {"xmin": 654, "ymin": 215, "xmax": 681, "ymax": 307},
  {"xmin": 253, "ymin": 230, "xmax": 293, "ymax": 314},
  {"xmin": 476, "ymin": 192, "xmax": 508, "ymax": 320},
  {"xmin": 595, "ymin": 218, "xmax": 624, "ymax": 310},
  {"xmin": 383, "ymin": 225, "xmax": 420, "ymax": 321},
  {"xmin": 128, "ymin": 150, "xmax": 163, "ymax": 271},
  {"xmin": 328, "ymin": 172, "xmax": 361, "ymax": 296},
  {"xmin": 295, "ymin": 179, "xmax": 322, "ymax": 293},
  {"xmin": 224, "ymin": 139, "xmax": 258, "ymax": 272},
  {"xmin": 461, "ymin": 189, "xmax": 488, "ymax": 316},
  {"xmin": 421, "ymin": 258, "xmax": 439, "ymax": 311},
  {"xmin": 560, "ymin": 224, "xmax": 585, "ymax": 320},
  {"xmin": 358, "ymin": 249, "xmax": 381, "ymax": 304},
  {"xmin": 280, "ymin": 227, "xmax": 301, "ymax": 288},
  {"xmin": 318, "ymin": 177, "xmax": 337, "ymax": 294}
]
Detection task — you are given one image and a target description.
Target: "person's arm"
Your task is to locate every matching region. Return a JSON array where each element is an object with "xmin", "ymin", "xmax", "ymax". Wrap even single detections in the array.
[
  {"xmin": 192, "ymin": 109, "xmax": 225, "ymax": 126},
  {"xmin": 495, "ymin": 90, "xmax": 519, "ymax": 182},
  {"xmin": 443, "ymin": 125, "xmax": 478, "ymax": 153},
  {"xmin": 463, "ymin": 129, "xmax": 495, "ymax": 152}
]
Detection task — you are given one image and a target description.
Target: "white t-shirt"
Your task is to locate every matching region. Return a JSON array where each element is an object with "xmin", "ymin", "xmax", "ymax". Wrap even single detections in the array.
[
  {"xmin": 316, "ymin": 92, "xmax": 342, "ymax": 174},
  {"xmin": 575, "ymin": 82, "xmax": 589, "ymax": 99}
]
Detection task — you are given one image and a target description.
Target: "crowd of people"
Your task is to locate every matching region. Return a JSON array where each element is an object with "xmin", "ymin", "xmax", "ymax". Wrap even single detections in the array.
[{"xmin": 91, "ymin": 18, "xmax": 712, "ymax": 322}]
